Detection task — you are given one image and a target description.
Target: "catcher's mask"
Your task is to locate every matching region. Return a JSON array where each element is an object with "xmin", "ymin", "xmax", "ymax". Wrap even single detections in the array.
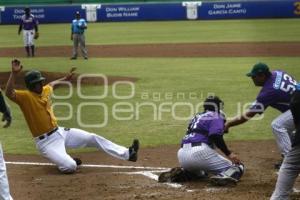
[
  {"xmin": 203, "ymin": 95, "xmax": 224, "ymax": 113},
  {"xmin": 24, "ymin": 70, "xmax": 45, "ymax": 90}
]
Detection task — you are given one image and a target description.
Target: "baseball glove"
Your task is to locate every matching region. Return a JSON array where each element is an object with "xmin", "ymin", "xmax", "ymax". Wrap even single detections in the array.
[
  {"xmin": 158, "ymin": 167, "xmax": 200, "ymax": 183},
  {"xmin": 34, "ymin": 32, "xmax": 39, "ymax": 39}
]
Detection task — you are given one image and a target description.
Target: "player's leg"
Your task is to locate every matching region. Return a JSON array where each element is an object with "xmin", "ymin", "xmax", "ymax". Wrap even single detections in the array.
[
  {"xmin": 177, "ymin": 144, "xmax": 208, "ymax": 178},
  {"xmin": 178, "ymin": 143, "xmax": 244, "ymax": 185},
  {"xmin": 62, "ymin": 128, "xmax": 131, "ymax": 160},
  {"xmin": 71, "ymin": 34, "xmax": 79, "ymax": 59},
  {"xmin": 28, "ymin": 30, "xmax": 35, "ymax": 57},
  {"xmin": 270, "ymin": 144, "xmax": 300, "ymax": 200},
  {"xmin": 271, "ymin": 110, "xmax": 294, "ymax": 157},
  {"xmin": 79, "ymin": 35, "xmax": 88, "ymax": 59},
  {"xmin": 23, "ymin": 30, "xmax": 30, "ymax": 57},
  {"xmin": 0, "ymin": 143, "xmax": 13, "ymax": 200},
  {"xmin": 35, "ymin": 130, "xmax": 77, "ymax": 173},
  {"xmin": 291, "ymin": 90, "xmax": 300, "ymax": 146},
  {"xmin": 178, "ymin": 143, "xmax": 232, "ymax": 173}
]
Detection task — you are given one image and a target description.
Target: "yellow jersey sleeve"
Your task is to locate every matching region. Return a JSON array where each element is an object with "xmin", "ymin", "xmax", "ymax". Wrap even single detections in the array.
[{"xmin": 14, "ymin": 89, "xmax": 30, "ymax": 105}]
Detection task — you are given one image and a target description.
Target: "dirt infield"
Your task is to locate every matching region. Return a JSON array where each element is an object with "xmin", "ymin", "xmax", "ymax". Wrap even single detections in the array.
[
  {"xmin": 6, "ymin": 140, "xmax": 300, "ymax": 200},
  {"xmin": 1, "ymin": 42, "xmax": 300, "ymax": 57},
  {"xmin": 0, "ymin": 71, "xmax": 138, "ymax": 90}
]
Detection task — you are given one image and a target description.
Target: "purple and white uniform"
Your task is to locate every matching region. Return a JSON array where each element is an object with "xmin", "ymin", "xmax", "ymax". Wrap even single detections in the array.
[
  {"xmin": 250, "ymin": 70, "xmax": 297, "ymax": 156},
  {"xmin": 19, "ymin": 14, "xmax": 38, "ymax": 46},
  {"xmin": 177, "ymin": 111, "xmax": 232, "ymax": 175}
]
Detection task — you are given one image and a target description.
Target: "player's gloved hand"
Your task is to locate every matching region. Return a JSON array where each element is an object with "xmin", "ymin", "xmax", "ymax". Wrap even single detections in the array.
[
  {"xmin": 34, "ymin": 32, "xmax": 39, "ymax": 39},
  {"xmin": 2, "ymin": 107, "xmax": 12, "ymax": 128},
  {"xmin": 228, "ymin": 152, "xmax": 241, "ymax": 164},
  {"xmin": 11, "ymin": 59, "xmax": 23, "ymax": 74}
]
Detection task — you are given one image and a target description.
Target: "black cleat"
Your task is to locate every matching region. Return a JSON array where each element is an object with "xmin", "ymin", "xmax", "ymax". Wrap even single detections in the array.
[
  {"xmin": 128, "ymin": 139, "xmax": 139, "ymax": 162},
  {"xmin": 73, "ymin": 157, "xmax": 82, "ymax": 166},
  {"xmin": 70, "ymin": 57, "xmax": 77, "ymax": 60},
  {"xmin": 274, "ymin": 160, "xmax": 283, "ymax": 170}
]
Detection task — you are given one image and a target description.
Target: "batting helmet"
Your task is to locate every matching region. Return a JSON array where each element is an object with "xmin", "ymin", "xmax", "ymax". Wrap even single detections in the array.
[
  {"xmin": 24, "ymin": 70, "xmax": 45, "ymax": 89},
  {"xmin": 203, "ymin": 96, "xmax": 224, "ymax": 113}
]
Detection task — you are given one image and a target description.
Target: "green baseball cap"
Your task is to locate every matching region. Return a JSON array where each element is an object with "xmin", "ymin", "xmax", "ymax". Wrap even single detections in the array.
[
  {"xmin": 246, "ymin": 62, "xmax": 270, "ymax": 77},
  {"xmin": 24, "ymin": 70, "xmax": 45, "ymax": 88}
]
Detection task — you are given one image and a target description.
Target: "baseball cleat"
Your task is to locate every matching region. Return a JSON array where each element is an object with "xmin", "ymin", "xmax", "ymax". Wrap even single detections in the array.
[
  {"xmin": 274, "ymin": 159, "xmax": 283, "ymax": 170},
  {"xmin": 128, "ymin": 139, "xmax": 139, "ymax": 162},
  {"xmin": 210, "ymin": 174, "xmax": 238, "ymax": 186},
  {"xmin": 73, "ymin": 157, "xmax": 82, "ymax": 166}
]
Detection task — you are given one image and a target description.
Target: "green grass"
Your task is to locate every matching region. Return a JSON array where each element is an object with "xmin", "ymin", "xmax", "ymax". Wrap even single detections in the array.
[
  {"xmin": 0, "ymin": 19, "xmax": 300, "ymax": 154},
  {"xmin": 0, "ymin": 57, "xmax": 299, "ymax": 154},
  {"xmin": 1, "ymin": 18, "xmax": 300, "ymax": 47}
]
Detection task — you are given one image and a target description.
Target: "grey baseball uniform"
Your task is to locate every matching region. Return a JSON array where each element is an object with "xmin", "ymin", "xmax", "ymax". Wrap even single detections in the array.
[
  {"xmin": 271, "ymin": 83, "xmax": 300, "ymax": 200},
  {"xmin": 71, "ymin": 13, "xmax": 88, "ymax": 59}
]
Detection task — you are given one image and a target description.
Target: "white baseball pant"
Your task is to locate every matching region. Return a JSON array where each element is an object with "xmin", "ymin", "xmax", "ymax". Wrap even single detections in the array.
[
  {"xmin": 270, "ymin": 144, "xmax": 300, "ymax": 200},
  {"xmin": 271, "ymin": 110, "xmax": 295, "ymax": 156},
  {"xmin": 177, "ymin": 143, "xmax": 232, "ymax": 175},
  {"xmin": 22, "ymin": 30, "xmax": 35, "ymax": 47},
  {"xmin": 35, "ymin": 127, "xmax": 130, "ymax": 173},
  {"xmin": 0, "ymin": 143, "xmax": 13, "ymax": 200}
]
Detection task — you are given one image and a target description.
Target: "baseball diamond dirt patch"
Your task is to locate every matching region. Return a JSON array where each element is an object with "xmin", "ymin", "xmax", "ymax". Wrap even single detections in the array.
[
  {"xmin": 5, "ymin": 141, "xmax": 300, "ymax": 200},
  {"xmin": 0, "ymin": 42, "xmax": 300, "ymax": 57},
  {"xmin": 1, "ymin": 42, "xmax": 299, "ymax": 200},
  {"xmin": 0, "ymin": 71, "xmax": 138, "ymax": 90}
]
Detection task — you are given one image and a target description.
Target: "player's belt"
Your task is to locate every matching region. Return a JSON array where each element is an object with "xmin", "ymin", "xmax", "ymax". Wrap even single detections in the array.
[
  {"xmin": 181, "ymin": 142, "xmax": 202, "ymax": 148},
  {"xmin": 38, "ymin": 127, "xmax": 58, "ymax": 140}
]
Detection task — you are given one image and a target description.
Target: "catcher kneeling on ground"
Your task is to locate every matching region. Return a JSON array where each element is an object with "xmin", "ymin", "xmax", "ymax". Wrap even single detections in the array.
[
  {"xmin": 159, "ymin": 96, "xmax": 244, "ymax": 186},
  {"xmin": 5, "ymin": 59, "xmax": 139, "ymax": 174}
]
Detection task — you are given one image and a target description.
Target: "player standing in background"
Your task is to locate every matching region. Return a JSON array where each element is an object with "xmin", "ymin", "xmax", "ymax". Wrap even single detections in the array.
[
  {"xmin": 225, "ymin": 63, "xmax": 298, "ymax": 169},
  {"xmin": 70, "ymin": 11, "xmax": 88, "ymax": 60},
  {"xmin": 270, "ymin": 83, "xmax": 300, "ymax": 200},
  {"xmin": 159, "ymin": 96, "xmax": 244, "ymax": 186},
  {"xmin": 5, "ymin": 59, "xmax": 139, "ymax": 174},
  {"xmin": 0, "ymin": 89, "xmax": 13, "ymax": 200},
  {"xmin": 18, "ymin": 7, "xmax": 39, "ymax": 57}
]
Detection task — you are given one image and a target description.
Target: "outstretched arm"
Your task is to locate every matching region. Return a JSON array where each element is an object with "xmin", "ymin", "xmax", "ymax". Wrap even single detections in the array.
[
  {"xmin": 6, "ymin": 59, "xmax": 23, "ymax": 102},
  {"xmin": 0, "ymin": 90, "xmax": 11, "ymax": 128},
  {"xmin": 224, "ymin": 111, "xmax": 257, "ymax": 133},
  {"xmin": 48, "ymin": 67, "xmax": 76, "ymax": 89},
  {"xmin": 209, "ymin": 134, "xmax": 241, "ymax": 164}
]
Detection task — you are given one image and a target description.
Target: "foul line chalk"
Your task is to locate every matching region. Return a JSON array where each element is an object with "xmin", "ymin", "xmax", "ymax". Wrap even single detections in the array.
[
  {"xmin": 5, "ymin": 161, "xmax": 168, "ymax": 170},
  {"xmin": 118, "ymin": 171, "xmax": 183, "ymax": 189}
]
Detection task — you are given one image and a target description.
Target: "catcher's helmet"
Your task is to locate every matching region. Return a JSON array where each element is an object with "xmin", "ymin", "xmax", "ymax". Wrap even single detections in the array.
[
  {"xmin": 24, "ymin": 7, "xmax": 30, "ymax": 15},
  {"xmin": 24, "ymin": 70, "xmax": 45, "ymax": 89},
  {"xmin": 203, "ymin": 96, "xmax": 224, "ymax": 112}
]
